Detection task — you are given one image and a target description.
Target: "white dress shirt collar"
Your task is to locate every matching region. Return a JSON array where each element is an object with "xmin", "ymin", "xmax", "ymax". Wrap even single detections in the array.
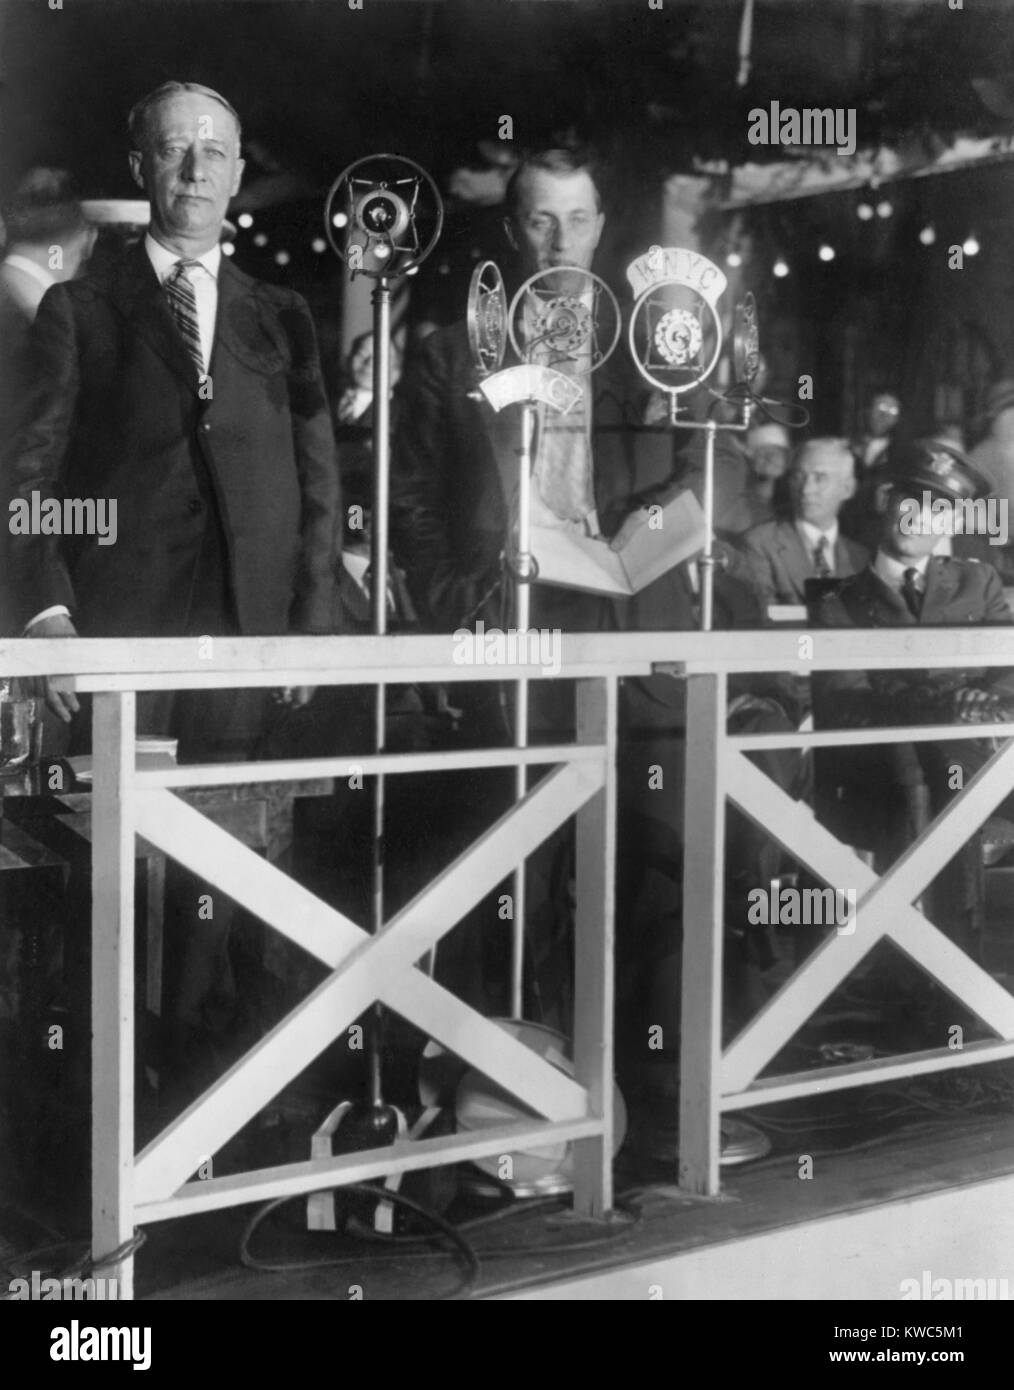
[
  {"xmin": 144, "ymin": 232, "xmax": 221, "ymax": 283},
  {"xmin": 795, "ymin": 518, "xmax": 838, "ymax": 552},
  {"xmin": 874, "ymin": 549, "xmax": 931, "ymax": 591}
]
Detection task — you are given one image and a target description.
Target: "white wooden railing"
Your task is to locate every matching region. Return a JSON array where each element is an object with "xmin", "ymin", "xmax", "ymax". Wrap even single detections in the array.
[{"xmin": 5, "ymin": 627, "xmax": 1014, "ymax": 1296}]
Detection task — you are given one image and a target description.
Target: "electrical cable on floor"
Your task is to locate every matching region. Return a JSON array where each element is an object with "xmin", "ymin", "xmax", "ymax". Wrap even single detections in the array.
[
  {"xmin": 240, "ymin": 1184, "xmax": 480, "ymax": 1299},
  {"xmin": 239, "ymin": 1184, "xmax": 639, "ymax": 1299},
  {"xmin": 1, "ymin": 1230, "xmax": 146, "ymax": 1300},
  {"xmin": 350, "ymin": 1213, "xmax": 640, "ymax": 1259},
  {"xmin": 346, "ymin": 1193, "xmax": 565, "ymax": 1242}
]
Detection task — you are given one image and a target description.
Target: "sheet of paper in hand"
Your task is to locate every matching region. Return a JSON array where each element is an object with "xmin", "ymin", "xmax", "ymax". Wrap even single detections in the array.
[{"xmin": 530, "ymin": 489, "xmax": 707, "ymax": 596}]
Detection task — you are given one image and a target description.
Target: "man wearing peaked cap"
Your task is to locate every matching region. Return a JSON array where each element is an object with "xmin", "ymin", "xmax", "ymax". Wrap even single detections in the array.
[
  {"xmin": 812, "ymin": 437, "xmax": 1014, "ymax": 965},
  {"xmin": 892, "ymin": 435, "xmax": 994, "ymax": 503}
]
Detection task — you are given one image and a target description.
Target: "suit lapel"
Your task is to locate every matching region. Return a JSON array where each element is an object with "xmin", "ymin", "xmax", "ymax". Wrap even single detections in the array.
[
  {"xmin": 110, "ymin": 243, "xmax": 201, "ymax": 393},
  {"xmin": 778, "ymin": 522, "xmax": 814, "ymax": 588},
  {"xmin": 834, "ymin": 537, "xmax": 860, "ymax": 576},
  {"xmin": 861, "ymin": 566, "xmax": 916, "ymax": 624},
  {"xmin": 921, "ymin": 556, "xmax": 958, "ymax": 621}
]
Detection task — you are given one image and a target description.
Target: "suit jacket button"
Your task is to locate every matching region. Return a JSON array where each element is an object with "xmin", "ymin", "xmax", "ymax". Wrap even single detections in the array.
[{"xmin": 187, "ymin": 498, "xmax": 202, "ymax": 515}]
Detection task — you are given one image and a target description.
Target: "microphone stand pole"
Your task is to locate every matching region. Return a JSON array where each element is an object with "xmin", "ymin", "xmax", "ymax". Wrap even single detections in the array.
[
  {"xmin": 668, "ymin": 395, "xmax": 752, "ymax": 633},
  {"xmin": 510, "ymin": 400, "xmax": 536, "ymax": 1017},
  {"xmin": 367, "ymin": 273, "xmax": 396, "ymax": 1132}
]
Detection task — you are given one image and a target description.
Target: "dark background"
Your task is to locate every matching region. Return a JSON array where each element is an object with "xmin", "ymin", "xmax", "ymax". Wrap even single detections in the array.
[{"xmin": 3, "ymin": 0, "xmax": 1014, "ymax": 434}]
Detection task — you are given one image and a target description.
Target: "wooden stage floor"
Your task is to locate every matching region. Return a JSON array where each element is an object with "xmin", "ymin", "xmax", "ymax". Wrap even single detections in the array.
[{"xmin": 122, "ymin": 1061, "xmax": 1014, "ymax": 1301}]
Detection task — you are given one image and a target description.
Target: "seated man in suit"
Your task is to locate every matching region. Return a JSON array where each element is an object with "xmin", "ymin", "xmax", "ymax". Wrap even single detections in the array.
[
  {"xmin": 742, "ymin": 436, "xmax": 868, "ymax": 607},
  {"xmin": 813, "ymin": 439, "xmax": 1014, "ymax": 963}
]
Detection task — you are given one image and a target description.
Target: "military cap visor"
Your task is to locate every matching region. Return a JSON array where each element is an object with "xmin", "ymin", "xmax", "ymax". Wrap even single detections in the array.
[{"xmin": 888, "ymin": 437, "xmax": 993, "ymax": 503}]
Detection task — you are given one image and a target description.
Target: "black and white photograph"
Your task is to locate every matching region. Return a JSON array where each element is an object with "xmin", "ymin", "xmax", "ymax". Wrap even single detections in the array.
[{"xmin": 2, "ymin": 0, "xmax": 1014, "ymax": 1335}]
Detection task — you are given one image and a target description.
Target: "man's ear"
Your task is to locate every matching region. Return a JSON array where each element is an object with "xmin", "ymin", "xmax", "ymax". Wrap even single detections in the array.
[
  {"xmin": 503, "ymin": 216, "xmax": 518, "ymax": 251},
  {"xmin": 230, "ymin": 157, "xmax": 245, "ymax": 198},
  {"xmin": 128, "ymin": 150, "xmax": 145, "ymax": 192}
]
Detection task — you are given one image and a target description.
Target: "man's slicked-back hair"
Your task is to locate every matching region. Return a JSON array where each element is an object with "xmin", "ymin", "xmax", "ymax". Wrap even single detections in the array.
[
  {"xmin": 793, "ymin": 437, "xmax": 856, "ymax": 473},
  {"xmin": 128, "ymin": 81, "xmax": 243, "ymax": 152},
  {"xmin": 504, "ymin": 146, "xmax": 604, "ymax": 218}
]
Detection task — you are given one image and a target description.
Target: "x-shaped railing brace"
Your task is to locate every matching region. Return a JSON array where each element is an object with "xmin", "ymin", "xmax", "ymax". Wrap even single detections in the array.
[
  {"xmin": 724, "ymin": 738, "xmax": 1014, "ymax": 1095},
  {"xmin": 131, "ymin": 760, "xmax": 602, "ymax": 1205}
]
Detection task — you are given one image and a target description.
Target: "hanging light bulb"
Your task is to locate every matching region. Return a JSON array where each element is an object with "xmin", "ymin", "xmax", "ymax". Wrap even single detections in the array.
[
  {"xmin": 857, "ymin": 201, "xmax": 874, "ymax": 221},
  {"xmin": 919, "ymin": 224, "xmax": 936, "ymax": 246},
  {"xmin": 222, "ymin": 241, "xmax": 236, "ymax": 257},
  {"xmin": 253, "ymin": 232, "xmax": 268, "ymax": 248},
  {"xmin": 331, "ymin": 211, "xmax": 349, "ymax": 230},
  {"xmin": 773, "ymin": 257, "xmax": 789, "ymax": 278},
  {"xmin": 876, "ymin": 199, "xmax": 893, "ymax": 218},
  {"xmin": 311, "ymin": 237, "xmax": 327, "ymax": 254},
  {"xmin": 725, "ymin": 250, "xmax": 743, "ymax": 268},
  {"xmin": 963, "ymin": 234, "xmax": 980, "ymax": 257},
  {"xmin": 237, "ymin": 213, "xmax": 253, "ymax": 229},
  {"xmin": 818, "ymin": 243, "xmax": 835, "ymax": 263},
  {"xmin": 274, "ymin": 250, "xmax": 290, "ymax": 266}
]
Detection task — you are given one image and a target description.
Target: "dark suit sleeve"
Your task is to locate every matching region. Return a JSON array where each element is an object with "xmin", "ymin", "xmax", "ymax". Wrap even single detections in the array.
[
  {"xmin": 5, "ymin": 284, "xmax": 79, "ymax": 627},
  {"xmin": 977, "ymin": 562, "xmax": 1014, "ymax": 624},
  {"xmin": 740, "ymin": 527, "xmax": 779, "ymax": 608},
  {"xmin": 842, "ymin": 537, "xmax": 870, "ymax": 576},
  {"xmin": 810, "ymin": 591, "xmax": 878, "ymax": 727},
  {"xmin": 283, "ymin": 293, "xmax": 342, "ymax": 634},
  {"xmin": 977, "ymin": 563, "xmax": 1014, "ymax": 700},
  {"xmin": 391, "ymin": 331, "xmax": 498, "ymax": 632}
]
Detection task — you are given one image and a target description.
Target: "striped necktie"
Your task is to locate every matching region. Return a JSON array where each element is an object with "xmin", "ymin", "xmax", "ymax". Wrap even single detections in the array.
[
  {"xmin": 812, "ymin": 534, "xmax": 831, "ymax": 578},
  {"xmin": 164, "ymin": 259, "xmax": 204, "ymax": 374}
]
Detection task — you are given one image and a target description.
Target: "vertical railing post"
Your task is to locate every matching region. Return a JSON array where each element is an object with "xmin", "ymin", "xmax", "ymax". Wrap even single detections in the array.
[
  {"xmin": 91, "ymin": 691, "xmax": 137, "ymax": 1299},
  {"xmin": 571, "ymin": 675, "xmax": 617, "ymax": 1216},
  {"xmin": 679, "ymin": 671, "xmax": 727, "ymax": 1195}
]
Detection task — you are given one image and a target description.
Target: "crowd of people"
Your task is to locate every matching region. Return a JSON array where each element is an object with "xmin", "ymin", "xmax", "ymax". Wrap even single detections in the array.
[{"xmin": 3, "ymin": 84, "xmax": 1014, "ymax": 1165}]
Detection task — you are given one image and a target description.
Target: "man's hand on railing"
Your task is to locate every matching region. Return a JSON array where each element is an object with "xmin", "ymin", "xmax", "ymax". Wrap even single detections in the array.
[{"xmin": 25, "ymin": 612, "xmax": 81, "ymax": 723}]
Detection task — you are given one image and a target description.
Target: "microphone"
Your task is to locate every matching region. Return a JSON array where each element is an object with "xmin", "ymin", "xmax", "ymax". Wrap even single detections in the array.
[
  {"xmin": 466, "ymin": 259, "xmax": 507, "ymax": 389},
  {"xmin": 507, "ymin": 265, "xmax": 621, "ymax": 375},
  {"xmin": 323, "ymin": 153, "xmax": 443, "ymax": 280}
]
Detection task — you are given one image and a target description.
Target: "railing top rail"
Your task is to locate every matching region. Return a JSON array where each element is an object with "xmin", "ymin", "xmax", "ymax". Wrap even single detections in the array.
[{"xmin": 3, "ymin": 627, "xmax": 1014, "ymax": 688}]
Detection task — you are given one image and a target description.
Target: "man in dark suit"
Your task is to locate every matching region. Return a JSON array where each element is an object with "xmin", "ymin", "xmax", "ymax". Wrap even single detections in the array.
[
  {"xmin": 392, "ymin": 149, "xmax": 690, "ymax": 1034},
  {"xmin": 392, "ymin": 149, "xmax": 688, "ymax": 644},
  {"xmin": 391, "ymin": 152, "xmax": 801, "ymax": 1147},
  {"xmin": 4, "ymin": 81, "xmax": 341, "ymax": 1092},
  {"xmin": 742, "ymin": 437, "xmax": 868, "ymax": 608},
  {"xmin": 813, "ymin": 439, "xmax": 1014, "ymax": 961},
  {"xmin": 8, "ymin": 82, "xmax": 339, "ymax": 721}
]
